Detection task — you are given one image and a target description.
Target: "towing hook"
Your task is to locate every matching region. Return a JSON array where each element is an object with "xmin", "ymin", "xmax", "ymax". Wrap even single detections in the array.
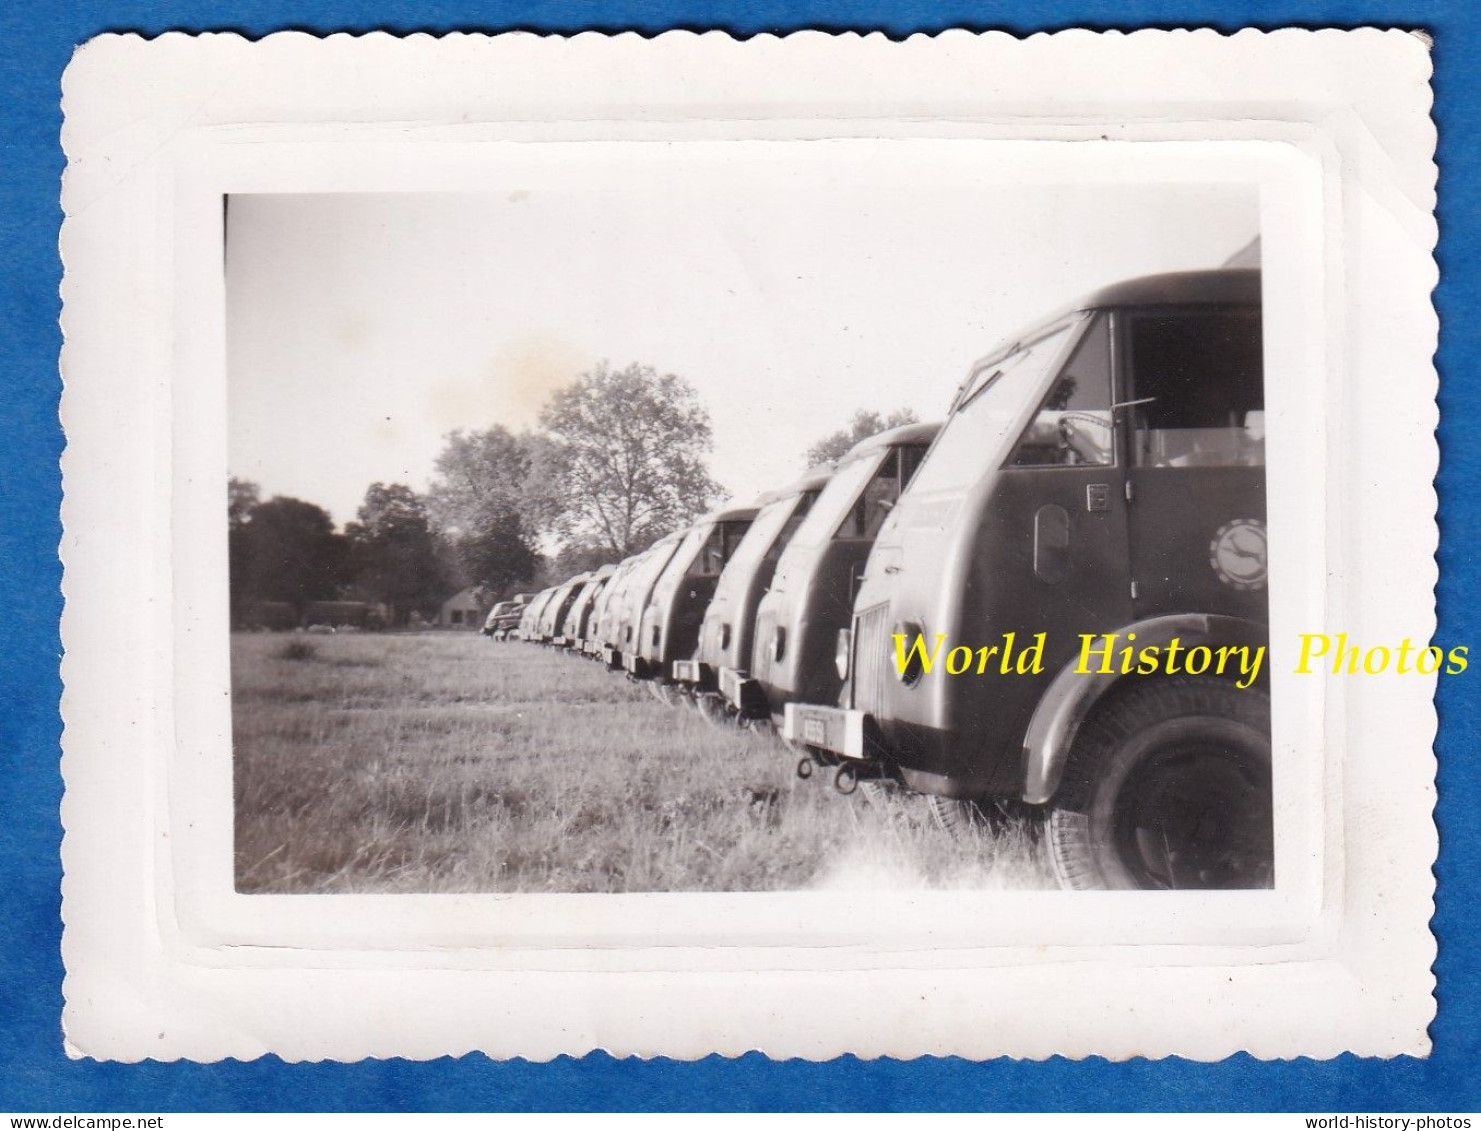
[
  {"xmin": 833, "ymin": 764, "xmax": 859, "ymax": 796},
  {"xmin": 795, "ymin": 757, "xmax": 814, "ymax": 781}
]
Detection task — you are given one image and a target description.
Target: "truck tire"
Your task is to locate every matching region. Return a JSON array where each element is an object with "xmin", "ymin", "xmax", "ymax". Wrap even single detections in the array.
[
  {"xmin": 1047, "ymin": 677, "xmax": 1272, "ymax": 890},
  {"xmin": 928, "ymin": 795, "xmax": 1043, "ymax": 840}
]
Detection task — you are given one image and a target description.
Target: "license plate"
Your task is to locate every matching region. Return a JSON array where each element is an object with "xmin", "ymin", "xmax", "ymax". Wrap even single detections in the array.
[{"xmin": 803, "ymin": 718, "xmax": 826, "ymax": 745}]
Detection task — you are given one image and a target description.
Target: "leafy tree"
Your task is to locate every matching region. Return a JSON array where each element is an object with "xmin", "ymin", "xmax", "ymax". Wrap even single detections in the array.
[
  {"xmin": 228, "ymin": 477, "xmax": 261, "ymax": 528},
  {"xmin": 345, "ymin": 483, "xmax": 444, "ymax": 626},
  {"xmin": 235, "ymin": 495, "xmax": 348, "ymax": 613},
  {"xmin": 227, "ymin": 477, "xmax": 262, "ymax": 621},
  {"xmin": 427, "ymin": 426, "xmax": 542, "ymax": 597},
  {"xmin": 803, "ymin": 407, "xmax": 920, "ymax": 468},
  {"xmin": 547, "ymin": 541, "xmax": 618, "ymax": 582},
  {"xmin": 539, "ymin": 361, "xmax": 722, "ymax": 557}
]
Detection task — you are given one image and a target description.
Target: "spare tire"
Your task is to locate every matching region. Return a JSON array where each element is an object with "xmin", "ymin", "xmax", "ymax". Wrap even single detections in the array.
[{"xmin": 1047, "ymin": 677, "xmax": 1272, "ymax": 891}]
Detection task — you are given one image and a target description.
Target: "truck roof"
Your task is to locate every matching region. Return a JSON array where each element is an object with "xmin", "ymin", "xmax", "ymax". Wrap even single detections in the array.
[
  {"xmin": 1078, "ymin": 268, "xmax": 1259, "ymax": 312},
  {"xmin": 845, "ymin": 420, "xmax": 942, "ymax": 460},
  {"xmin": 966, "ymin": 269, "xmax": 1261, "ymax": 394},
  {"xmin": 753, "ymin": 464, "xmax": 834, "ymax": 507},
  {"xmin": 697, "ymin": 502, "xmax": 761, "ymax": 525}
]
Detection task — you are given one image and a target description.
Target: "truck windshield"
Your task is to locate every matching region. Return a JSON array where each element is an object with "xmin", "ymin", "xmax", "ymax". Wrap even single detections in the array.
[
  {"xmin": 631, "ymin": 538, "xmax": 684, "ymax": 601},
  {"xmin": 721, "ymin": 495, "xmax": 803, "ymax": 586},
  {"xmin": 783, "ymin": 451, "xmax": 884, "ymax": 552},
  {"xmin": 909, "ymin": 323, "xmax": 1078, "ymax": 495}
]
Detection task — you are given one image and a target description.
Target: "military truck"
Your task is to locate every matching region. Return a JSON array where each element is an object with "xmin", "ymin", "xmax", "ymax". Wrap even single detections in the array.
[
  {"xmin": 585, "ymin": 556, "xmax": 639, "ymax": 658},
  {"xmin": 741, "ymin": 422, "xmax": 939, "ymax": 730},
  {"xmin": 600, "ymin": 532, "xmax": 685, "ymax": 672},
  {"xmin": 627, "ymin": 504, "xmax": 759, "ymax": 692},
  {"xmin": 536, "ymin": 572, "xmax": 589, "ymax": 644},
  {"xmin": 517, "ymin": 587, "xmax": 557, "ymax": 642},
  {"xmin": 560, "ymin": 564, "xmax": 616, "ymax": 648},
  {"xmin": 673, "ymin": 467, "xmax": 833, "ymax": 722},
  {"xmin": 786, "ymin": 269, "xmax": 1270, "ymax": 891}
]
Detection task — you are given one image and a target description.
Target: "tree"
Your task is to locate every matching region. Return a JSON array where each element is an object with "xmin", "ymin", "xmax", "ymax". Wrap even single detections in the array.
[
  {"xmin": 427, "ymin": 427, "xmax": 542, "ymax": 597},
  {"xmin": 235, "ymin": 495, "xmax": 348, "ymax": 613},
  {"xmin": 547, "ymin": 541, "xmax": 618, "ymax": 581},
  {"xmin": 539, "ymin": 361, "xmax": 723, "ymax": 557},
  {"xmin": 345, "ymin": 483, "xmax": 444, "ymax": 626},
  {"xmin": 803, "ymin": 407, "xmax": 920, "ymax": 468},
  {"xmin": 227, "ymin": 477, "xmax": 262, "ymax": 621},
  {"xmin": 228, "ymin": 477, "xmax": 261, "ymax": 528}
]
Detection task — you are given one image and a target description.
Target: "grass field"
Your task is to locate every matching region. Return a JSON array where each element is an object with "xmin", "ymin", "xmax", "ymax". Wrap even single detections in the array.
[{"xmin": 232, "ymin": 631, "xmax": 1051, "ymax": 893}]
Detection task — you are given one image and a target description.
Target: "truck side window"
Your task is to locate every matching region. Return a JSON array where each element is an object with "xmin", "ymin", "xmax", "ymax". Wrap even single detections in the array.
[
  {"xmin": 1009, "ymin": 316, "xmax": 1113, "ymax": 468},
  {"xmin": 690, "ymin": 521, "xmax": 752, "ymax": 577},
  {"xmin": 1128, "ymin": 310, "xmax": 1264, "ymax": 468},
  {"xmin": 837, "ymin": 450, "xmax": 900, "ymax": 539},
  {"xmin": 686, "ymin": 527, "xmax": 724, "ymax": 578},
  {"xmin": 899, "ymin": 443, "xmax": 927, "ymax": 487}
]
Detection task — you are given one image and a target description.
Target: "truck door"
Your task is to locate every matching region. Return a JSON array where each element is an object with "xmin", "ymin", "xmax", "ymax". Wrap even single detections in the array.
[
  {"xmin": 995, "ymin": 314, "xmax": 1133, "ymax": 665},
  {"xmin": 1118, "ymin": 306, "xmax": 1268, "ymax": 622}
]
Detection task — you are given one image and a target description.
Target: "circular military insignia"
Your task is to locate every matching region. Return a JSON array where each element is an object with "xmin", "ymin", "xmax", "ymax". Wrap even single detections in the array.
[{"xmin": 1209, "ymin": 519, "xmax": 1268, "ymax": 591}]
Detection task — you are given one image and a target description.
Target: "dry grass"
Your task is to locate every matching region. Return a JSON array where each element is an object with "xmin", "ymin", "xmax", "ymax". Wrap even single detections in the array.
[{"xmin": 232, "ymin": 631, "xmax": 1053, "ymax": 893}]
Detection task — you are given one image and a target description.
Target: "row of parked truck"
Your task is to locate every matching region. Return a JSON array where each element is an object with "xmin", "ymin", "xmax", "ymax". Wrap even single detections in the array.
[{"xmin": 484, "ymin": 268, "xmax": 1273, "ymax": 891}]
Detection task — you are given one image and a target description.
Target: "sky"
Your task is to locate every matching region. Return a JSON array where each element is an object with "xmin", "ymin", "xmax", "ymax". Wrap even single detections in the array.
[{"xmin": 226, "ymin": 146, "xmax": 1258, "ymax": 527}]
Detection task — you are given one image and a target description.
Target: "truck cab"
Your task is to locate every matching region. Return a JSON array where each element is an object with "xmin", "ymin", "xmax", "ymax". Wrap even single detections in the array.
[
  {"xmin": 787, "ymin": 269, "xmax": 1270, "ymax": 890},
  {"xmin": 587, "ymin": 556, "xmax": 639, "ymax": 659},
  {"xmin": 561, "ymin": 564, "xmax": 616, "ymax": 648},
  {"xmin": 539, "ymin": 572, "xmax": 591, "ymax": 644},
  {"xmin": 517, "ymin": 587, "xmax": 556, "ymax": 642},
  {"xmin": 675, "ymin": 467, "xmax": 834, "ymax": 716},
  {"xmin": 603, "ymin": 532, "xmax": 684, "ymax": 672},
  {"xmin": 746, "ymin": 422, "xmax": 939, "ymax": 727},
  {"xmin": 627, "ymin": 504, "xmax": 758, "ymax": 684}
]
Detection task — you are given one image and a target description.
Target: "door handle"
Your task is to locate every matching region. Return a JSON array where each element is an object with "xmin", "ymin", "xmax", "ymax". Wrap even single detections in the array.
[
  {"xmin": 884, "ymin": 565, "xmax": 902, "ymax": 575},
  {"xmin": 1034, "ymin": 504, "xmax": 1070, "ymax": 585}
]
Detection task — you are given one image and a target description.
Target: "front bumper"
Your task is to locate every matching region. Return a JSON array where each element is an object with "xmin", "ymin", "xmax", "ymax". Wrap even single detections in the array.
[
  {"xmin": 783, "ymin": 703, "xmax": 870, "ymax": 760},
  {"xmin": 718, "ymin": 667, "xmax": 769, "ymax": 717},
  {"xmin": 601, "ymin": 645, "xmax": 622, "ymax": 670},
  {"xmin": 622, "ymin": 652, "xmax": 658, "ymax": 679},
  {"xmin": 671, "ymin": 659, "xmax": 714, "ymax": 688}
]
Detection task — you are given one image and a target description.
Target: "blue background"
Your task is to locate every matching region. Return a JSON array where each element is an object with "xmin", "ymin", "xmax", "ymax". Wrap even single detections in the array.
[{"xmin": 1, "ymin": 1, "xmax": 1472, "ymax": 1113}]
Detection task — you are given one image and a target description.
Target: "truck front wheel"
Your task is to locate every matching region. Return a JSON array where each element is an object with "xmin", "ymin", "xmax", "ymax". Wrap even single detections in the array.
[{"xmin": 1047, "ymin": 677, "xmax": 1272, "ymax": 890}]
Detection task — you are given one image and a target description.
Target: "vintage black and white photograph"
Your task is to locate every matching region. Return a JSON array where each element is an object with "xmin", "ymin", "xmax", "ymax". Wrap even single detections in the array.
[
  {"xmin": 226, "ymin": 171, "xmax": 1268, "ymax": 895},
  {"xmin": 59, "ymin": 30, "xmax": 1437, "ymax": 1062}
]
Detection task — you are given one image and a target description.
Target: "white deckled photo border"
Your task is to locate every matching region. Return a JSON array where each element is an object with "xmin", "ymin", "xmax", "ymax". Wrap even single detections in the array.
[{"xmin": 59, "ymin": 30, "xmax": 1436, "ymax": 1061}]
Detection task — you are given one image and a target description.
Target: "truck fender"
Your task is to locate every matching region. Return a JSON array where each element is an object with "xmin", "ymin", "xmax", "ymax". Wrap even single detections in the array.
[{"xmin": 1020, "ymin": 613, "xmax": 1268, "ymax": 805}]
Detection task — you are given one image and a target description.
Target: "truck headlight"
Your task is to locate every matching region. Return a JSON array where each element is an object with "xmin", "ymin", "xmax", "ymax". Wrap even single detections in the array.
[
  {"xmin": 895, "ymin": 620, "xmax": 925, "ymax": 685},
  {"xmin": 835, "ymin": 628, "xmax": 852, "ymax": 681}
]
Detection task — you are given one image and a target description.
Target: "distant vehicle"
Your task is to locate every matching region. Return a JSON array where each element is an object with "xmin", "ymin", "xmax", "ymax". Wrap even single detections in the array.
[
  {"xmin": 742, "ymin": 422, "xmax": 940, "ymax": 726},
  {"xmin": 560, "ymin": 564, "xmax": 616, "ymax": 647},
  {"xmin": 482, "ymin": 595, "xmax": 527, "ymax": 640},
  {"xmin": 586, "ymin": 556, "xmax": 640, "ymax": 659},
  {"xmin": 600, "ymin": 532, "xmax": 685, "ymax": 671},
  {"xmin": 786, "ymin": 270, "xmax": 1270, "ymax": 891},
  {"xmin": 627, "ymin": 503, "xmax": 759, "ymax": 691},
  {"xmin": 538, "ymin": 572, "xmax": 591, "ymax": 643},
  {"xmin": 517, "ymin": 587, "xmax": 557, "ymax": 641},
  {"xmin": 674, "ymin": 466, "xmax": 833, "ymax": 722}
]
